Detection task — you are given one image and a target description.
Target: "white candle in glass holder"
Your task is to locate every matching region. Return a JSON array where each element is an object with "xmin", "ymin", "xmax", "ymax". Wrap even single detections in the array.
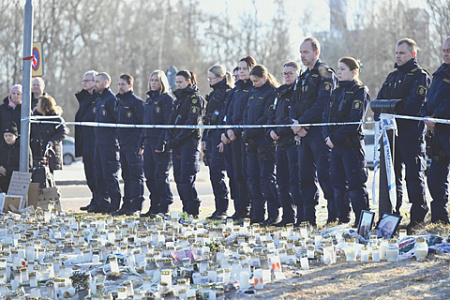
[
  {"xmin": 109, "ymin": 256, "xmax": 120, "ymax": 273},
  {"xmin": 253, "ymin": 268, "xmax": 263, "ymax": 289},
  {"xmin": 372, "ymin": 248, "xmax": 380, "ymax": 262},
  {"xmin": 300, "ymin": 257, "xmax": 309, "ymax": 270},
  {"xmin": 239, "ymin": 271, "xmax": 249, "ymax": 290}
]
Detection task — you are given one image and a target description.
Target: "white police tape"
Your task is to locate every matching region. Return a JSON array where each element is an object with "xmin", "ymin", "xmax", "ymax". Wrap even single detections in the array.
[{"xmin": 25, "ymin": 115, "xmax": 376, "ymax": 129}]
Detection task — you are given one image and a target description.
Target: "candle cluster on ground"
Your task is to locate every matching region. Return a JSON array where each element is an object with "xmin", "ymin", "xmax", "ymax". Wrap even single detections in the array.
[{"xmin": 0, "ymin": 208, "xmax": 430, "ymax": 299}]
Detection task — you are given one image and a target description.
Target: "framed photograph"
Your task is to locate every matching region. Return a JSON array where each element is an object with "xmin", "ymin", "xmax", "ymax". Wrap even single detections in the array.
[
  {"xmin": 376, "ymin": 212, "xmax": 402, "ymax": 239},
  {"xmin": 357, "ymin": 210, "xmax": 375, "ymax": 239}
]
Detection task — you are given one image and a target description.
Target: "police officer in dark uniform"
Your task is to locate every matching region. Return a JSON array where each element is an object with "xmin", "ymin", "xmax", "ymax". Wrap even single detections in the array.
[
  {"xmin": 243, "ymin": 65, "xmax": 280, "ymax": 225},
  {"xmin": 75, "ymin": 70, "xmax": 99, "ymax": 212},
  {"xmin": 421, "ymin": 37, "xmax": 450, "ymax": 224},
  {"xmin": 92, "ymin": 72, "xmax": 122, "ymax": 214},
  {"xmin": 268, "ymin": 62, "xmax": 301, "ymax": 226},
  {"xmin": 167, "ymin": 70, "xmax": 205, "ymax": 217},
  {"xmin": 114, "ymin": 74, "xmax": 145, "ymax": 216},
  {"xmin": 139, "ymin": 70, "xmax": 174, "ymax": 216},
  {"xmin": 375, "ymin": 38, "xmax": 431, "ymax": 229},
  {"xmin": 323, "ymin": 57, "xmax": 370, "ymax": 225},
  {"xmin": 290, "ymin": 37, "xmax": 337, "ymax": 226},
  {"xmin": 225, "ymin": 56, "xmax": 257, "ymax": 220},
  {"xmin": 203, "ymin": 65, "xmax": 233, "ymax": 220}
]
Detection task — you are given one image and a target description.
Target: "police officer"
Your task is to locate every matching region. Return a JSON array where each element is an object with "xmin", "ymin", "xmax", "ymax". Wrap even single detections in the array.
[
  {"xmin": 421, "ymin": 37, "xmax": 450, "ymax": 224},
  {"xmin": 290, "ymin": 37, "xmax": 337, "ymax": 226},
  {"xmin": 323, "ymin": 57, "xmax": 370, "ymax": 225},
  {"xmin": 269, "ymin": 62, "xmax": 301, "ymax": 226},
  {"xmin": 203, "ymin": 65, "xmax": 233, "ymax": 220},
  {"xmin": 167, "ymin": 70, "xmax": 205, "ymax": 217},
  {"xmin": 224, "ymin": 56, "xmax": 257, "ymax": 220},
  {"xmin": 92, "ymin": 72, "xmax": 122, "ymax": 214},
  {"xmin": 75, "ymin": 70, "xmax": 99, "ymax": 212},
  {"xmin": 139, "ymin": 70, "xmax": 174, "ymax": 216},
  {"xmin": 243, "ymin": 65, "xmax": 280, "ymax": 225},
  {"xmin": 376, "ymin": 38, "xmax": 431, "ymax": 230},
  {"xmin": 114, "ymin": 74, "xmax": 145, "ymax": 216}
]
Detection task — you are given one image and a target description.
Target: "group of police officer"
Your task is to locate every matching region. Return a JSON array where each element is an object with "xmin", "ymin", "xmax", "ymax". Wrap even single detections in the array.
[{"xmin": 74, "ymin": 36, "xmax": 450, "ymax": 230}]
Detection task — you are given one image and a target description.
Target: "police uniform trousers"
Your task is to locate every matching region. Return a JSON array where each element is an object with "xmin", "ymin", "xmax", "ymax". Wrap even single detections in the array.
[
  {"xmin": 393, "ymin": 133, "xmax": 428, "ymax": 223},
  {"xmin": 206, "ymin": 130, "xmax": 229, "ymax": 214},
  {"xmin": 82, "ymin": 152, "xmax": 97, "ymax": 206},
  {"xmin": 427, "ymin": 129, "xmax": 450, "ymax": 224},
  {"xmin": 143, "ymin": 138, "xmax": 173, "ymax": 214},
  {"xmin": 172, "ymin": 148, "xmax": 201, "ymax": 216},
  {"xmin": 297, "ymin": 127, "xmax": 336, "ymax": 225},
  {"xmin": 120, "ymin": 144, "xmax": 145, "ymax": 211},
  {"xmin": 223, "ymin": 142, "xmax": 237, "ymax": 204},
  {"xmin": 275, "ymin": 143, "xmax": 300, "ymax": 224},
  {"xmin": 247, "ymin": 142, "xmax": 280, "ymax": 222},
  {"xmin": 230, "ymin": 137, "xmax": 251, "ymax": 218},
  {"xmin": 330, "ymin": 142, "xmax": 369, "ymax": 224},
  {"xmin": 93, "ymin": 144, "xmax": 122, "ymax": 210}
]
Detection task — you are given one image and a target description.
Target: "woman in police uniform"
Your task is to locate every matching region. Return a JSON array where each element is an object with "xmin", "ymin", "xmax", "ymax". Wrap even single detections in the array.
[
  {"xmin": 166, "ymin": 70, "xmax": 205, "ymax": 218},
  {"xmin": 139, "ymin": 70, "xmax": 174, "ymax": 216},
  {"xmin": 202, "ymin": 65, "xmax": 234, "ymax": 220},
  {"xmin": 322, "ymin": 57, "xmax": 370, "ymax": 226},
  {"xmin": 242, "ymin": 65, "xmax": 280, "ymax": 225}
]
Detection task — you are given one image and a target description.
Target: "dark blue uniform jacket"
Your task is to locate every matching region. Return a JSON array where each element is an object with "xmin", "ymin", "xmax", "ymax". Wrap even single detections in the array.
[
  {"xmin": 421, "ymin": 63, "xmax": 450, "ymax": 131},
  {"xmin": 226, "ymin": 79, "xmax": 254, "ymax": 136},
  {"xmin": 116, "ymin": 90, "xmax": 144, "ymax": 147},
  {"xmin": 94, "ymin": 88, "xmax": 119, "ymax": 147},
  {"xmin": 290, "ymin": 60, "xmax": 337, "ymax": 124},
  {"xmin": 167, "ymin": 85, "xmax": 204, "ymax": 150},
  {"xmin": 74, "ymin": 89, "xmax": 97, "ymax": 157},
  {"xmin": 140, "ymin": 90, "xmax": 174, "ymax": 151},
  {"xmin": 322, "ymin": 80, "xmax": 370, "ymax": 146},
  {"xmin": 376, "ymin": 58, "xmax": 431, "ymax": 138}
]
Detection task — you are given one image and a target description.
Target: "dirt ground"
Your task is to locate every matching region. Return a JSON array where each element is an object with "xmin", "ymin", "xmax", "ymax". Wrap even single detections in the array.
[{"xmin": 250, "ymin": 251, "xmax": 450, "ymax": 300}]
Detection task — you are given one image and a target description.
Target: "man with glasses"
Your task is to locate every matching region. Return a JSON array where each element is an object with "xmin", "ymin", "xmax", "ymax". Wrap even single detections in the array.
[
  {"xmin": 75, "ymin": 70, "xmax": 100, "ymax": 212},
  {"xmin": 290, "ymin": 37, "xmax": 337, "ymax": 226}
]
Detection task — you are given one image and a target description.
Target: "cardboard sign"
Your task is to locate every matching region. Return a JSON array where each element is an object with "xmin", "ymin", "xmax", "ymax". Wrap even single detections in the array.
[
  {"xmin": 7, "ymin": 172, "xmax": 32, "ymax": 209},
  {"xmin": 28, "ymin": 186, "xmax": 62, "ymax": 211}
]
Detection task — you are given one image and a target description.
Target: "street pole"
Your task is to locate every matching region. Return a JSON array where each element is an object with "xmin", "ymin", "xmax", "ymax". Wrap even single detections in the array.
[{"xmin": 20, "ymin": 0, "xmax": 33, "ymax": 172}]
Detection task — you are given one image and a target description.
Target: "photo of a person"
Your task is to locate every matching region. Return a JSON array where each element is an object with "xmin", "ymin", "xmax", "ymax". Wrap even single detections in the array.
[
  {"xmin": 357, "ymin": 210, "xmax": 375, "ymax": 239},
  {"xmin": 376, "ymin": 213, "xmax": 402, "ymax": 238}
]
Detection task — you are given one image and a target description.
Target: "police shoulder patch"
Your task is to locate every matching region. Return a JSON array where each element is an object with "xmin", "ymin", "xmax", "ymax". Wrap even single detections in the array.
[
  {"xmin": 323, "ymin": 81, "xmax": 332, "ymax": 91},
  {"xmin": 191, "ymin": 106, "xmax": 198, "ymax": 114},
  {"xmin": 352, "ymin": 100, "xmax": 363, "ymax": 110},
  {"xmin": 416, "ymin": 85, "xmax": 427, "ymax": 96}
]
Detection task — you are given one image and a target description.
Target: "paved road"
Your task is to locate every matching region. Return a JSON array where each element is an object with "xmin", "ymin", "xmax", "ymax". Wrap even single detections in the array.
[{"xmin": 54, "ymin": 161, "xmax": 406, "ymax": 225}]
